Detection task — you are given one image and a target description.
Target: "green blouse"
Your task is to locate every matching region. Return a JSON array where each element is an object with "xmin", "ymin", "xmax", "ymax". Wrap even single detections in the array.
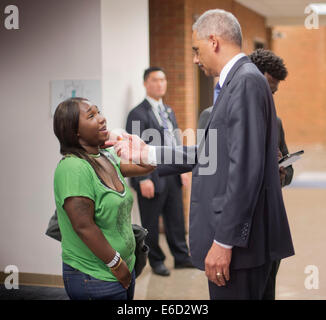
[{"xmin": 54, "ymin": 148, "xmax": 135, "ymax": 281}]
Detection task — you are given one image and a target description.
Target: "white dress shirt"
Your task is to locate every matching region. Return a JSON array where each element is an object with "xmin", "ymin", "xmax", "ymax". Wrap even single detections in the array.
[{"xmin": 218, "ymin": 53, "xmax": 246, "ymax": 88}]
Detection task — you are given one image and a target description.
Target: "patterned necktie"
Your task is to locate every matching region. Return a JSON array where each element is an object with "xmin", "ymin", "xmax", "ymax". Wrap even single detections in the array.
[
  {"xmin": 158, "ymin": 105, "xmax": 175, "ymax": 146},
  {"xmin": 213, "ymin": 82, "xmax": 221, "ymax": 105},
  {"xmin": 158, "ymin": 105, "xmax": 169, "ymax": 130}
]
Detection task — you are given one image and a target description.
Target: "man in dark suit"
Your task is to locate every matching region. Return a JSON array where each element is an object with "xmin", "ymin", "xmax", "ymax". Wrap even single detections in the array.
[
  {"xmin": 116, "ymin": 9, "xmax": 294, "ymax": 299},
  {"xmin": 196, "ymin": 49, "xmax": 295, "ymax": 299},
  {"xmin": 126, "ymin": 67, "xmax": 193, "ymax": 276}
]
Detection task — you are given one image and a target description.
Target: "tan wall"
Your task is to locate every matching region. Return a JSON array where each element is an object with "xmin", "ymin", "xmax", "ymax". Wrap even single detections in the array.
[
  {"xmin": 272, "ymin": 26, "xmax": 326, "ymax": 146},
  {"xmin": 0, "ymin": 0, "xmax": 102, "ymax": 276},
  {"xmin": 0, "ymin": 0, "xmax": 150, "ymax": 276},
  {"xmin": 233, "ymin": 1, "xmax": 268, "ymax": 53}
]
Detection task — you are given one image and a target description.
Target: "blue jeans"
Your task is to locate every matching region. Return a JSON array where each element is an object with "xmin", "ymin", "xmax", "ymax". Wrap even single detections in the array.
[{"xmin": 62, "ymin": 262, "xmax": 136, "ymax": 300}]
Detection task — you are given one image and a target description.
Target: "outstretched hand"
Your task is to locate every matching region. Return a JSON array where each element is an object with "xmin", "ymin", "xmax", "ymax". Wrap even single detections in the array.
[
  {"xmin": 100, "ymin": 140, "xmax": 116, "ymax": 149},
  {"xmin": 100, "ymin": 132, "xmax": 123, "ymax": 149},
  {"xmin": 113, "ymin": 133, "xmax": 150, "ymax": 165}
]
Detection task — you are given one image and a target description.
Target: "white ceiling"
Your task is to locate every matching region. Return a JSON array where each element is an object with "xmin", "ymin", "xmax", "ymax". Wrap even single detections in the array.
[{"xmin": 236, "ymin": 0, "xmax": 326, "ymax": 25}]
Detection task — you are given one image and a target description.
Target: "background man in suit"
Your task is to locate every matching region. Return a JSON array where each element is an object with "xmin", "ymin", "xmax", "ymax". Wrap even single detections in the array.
[
  {"xmin": 116, "ymin": 9, "xmax": 294, "ymax": 299},
  {"xmin": 126, "ymin": 67, "xmax": 193, "ymax": 276}
]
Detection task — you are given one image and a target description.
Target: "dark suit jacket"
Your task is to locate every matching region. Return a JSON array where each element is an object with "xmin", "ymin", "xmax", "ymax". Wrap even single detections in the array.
[
  {"xmin": 197, "ymin": 106, "xmax": 213, "ymax": 130},
  {"xmin": 199, "ymin": 110, "xmax": 294, "ymax": 187},
  {"xmin": 126, "ymin": 99, "xmax": 182, "ymax": 194},
  {"xmin": 156, "ymin": 56, "xmax": 295, "ymax": 270}
]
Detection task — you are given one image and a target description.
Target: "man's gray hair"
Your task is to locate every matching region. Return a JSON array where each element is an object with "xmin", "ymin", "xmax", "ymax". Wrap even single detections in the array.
[{"xmin": 192, "ymin": 9, "xmax": 242, "ymax": 47}]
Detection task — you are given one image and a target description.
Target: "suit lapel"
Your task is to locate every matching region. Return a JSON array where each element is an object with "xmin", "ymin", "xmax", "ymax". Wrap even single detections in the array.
[
  {"xmin": 163, "ymin": 104, "xmax": 177, "ymax": 129},
  {"xmin": 143, "ymin": 99, "xmax": 162, "ymax": 130},
  {"xmin": 203, "ymin": 85, "xmax": 228, "ymax": 132},
  {"xmin": 204, "ymin": 56, "xmax": 251, "ymax": 133},
  {"xmin": 197, "ymin": 56, "xmax": 252, "ymax": 155}
]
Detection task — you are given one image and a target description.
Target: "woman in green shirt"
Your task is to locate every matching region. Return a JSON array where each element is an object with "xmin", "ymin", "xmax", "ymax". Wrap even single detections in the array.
[{"xmin": 53, "ymin": 97, "xmax": 154, "ymax": 300}]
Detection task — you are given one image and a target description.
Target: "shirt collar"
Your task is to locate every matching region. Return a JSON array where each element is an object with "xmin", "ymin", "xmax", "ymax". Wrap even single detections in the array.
[
  {"xmin": 146, "ymin": 96, "xmax": 163, "ymax": 111},
  {"xmin": 218, "ymin": 53, "xmax": 246, "ymax": 88}
]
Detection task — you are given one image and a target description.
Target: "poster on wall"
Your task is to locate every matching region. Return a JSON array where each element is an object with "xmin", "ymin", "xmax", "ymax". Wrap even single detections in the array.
[{"xmin": 50, "ymin": 79, "xmax": 101, "ymax": 116}]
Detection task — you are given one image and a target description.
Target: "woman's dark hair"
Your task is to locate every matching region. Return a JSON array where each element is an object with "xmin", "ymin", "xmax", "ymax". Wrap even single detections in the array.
[
  {"xmin": 248, "ymin": 49, "xmax": 288, "ymax": 81},
  {"xmin": 53, "ymin": 97, "xmax": 102, "ymax": 171}
]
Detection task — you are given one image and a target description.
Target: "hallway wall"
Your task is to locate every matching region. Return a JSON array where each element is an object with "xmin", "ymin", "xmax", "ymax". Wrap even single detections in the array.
[
  {"xmin": 149, "ymin": 0, "xmax": 268, "ymax": 132},
  {"xmin": 0, "ymin": 0, "xmax": 149, "ymax": 276},
  {"xmin": 0, "ymin": 0, "xmax": 102, "ymax": 275},
  {"xmin": 272, "ymin": 25, "xmax": 326, "ymax": 146},
  {"xmin": 101, "ymin": 0, "xmax": 149, "ymax": 130}
]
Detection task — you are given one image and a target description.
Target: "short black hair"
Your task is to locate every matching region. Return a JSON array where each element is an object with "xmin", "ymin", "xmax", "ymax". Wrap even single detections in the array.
[
  {"xmin": 143, "ymin": 67, "xmax": 165, "ymax": 81},
  {"xmin": 248, "ymin": 49, "xmax": 288, "ymax": 81}
]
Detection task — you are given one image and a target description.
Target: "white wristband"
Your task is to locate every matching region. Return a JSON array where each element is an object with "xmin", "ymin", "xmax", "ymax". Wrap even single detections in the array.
[{"xmin": 106, "ymin": 251, "xmax": 120, "ymax": 268}]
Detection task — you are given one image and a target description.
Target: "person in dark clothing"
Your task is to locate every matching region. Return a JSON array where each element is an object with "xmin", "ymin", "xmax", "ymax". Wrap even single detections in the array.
[
  {"xmin": 126, "ymin": 67, "xmax": 194, "ymax": 276},
  {"xmin": 248, "ymin": 49, "xmax": 293, "ymax": 188},
  {"xmin": 248, "ymin": 49, "xmax": 293, "ymax": 299},
  {"xmin": 116, "ymin": 10, "xmax": 294, "ymax": 299},
  {"xmin": 196, "ymin": 48, "xmax": 294, "ymax": 299}
]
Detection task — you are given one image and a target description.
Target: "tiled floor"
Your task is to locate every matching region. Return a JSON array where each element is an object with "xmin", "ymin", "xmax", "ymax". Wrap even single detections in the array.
[
  {"xmin": 0, "ymin": 284, "xmax": 68, "ymax": 300},
  {"xmin": 1, "ymin": 187, "xmax": 324, "ymax": 300},
  {"xmin": 133, "ymin": 145, "xmax": 326, "ymax": 300},
  {"xmin": 275, "ymin": 188, "xmax": 326, "ymax": 300},
  {"xmin": 134, "ymin": 235, "xmax": 209, "ymax": 300},
  {"xmin": 134, "ymin": 187, "xmax": 326, "ymax": 300}
]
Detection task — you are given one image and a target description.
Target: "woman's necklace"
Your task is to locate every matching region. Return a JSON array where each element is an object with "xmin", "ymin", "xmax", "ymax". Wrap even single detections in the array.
[{"xmin": 88, "ymin": 152, "xmax": 101, "ymax": 158}]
